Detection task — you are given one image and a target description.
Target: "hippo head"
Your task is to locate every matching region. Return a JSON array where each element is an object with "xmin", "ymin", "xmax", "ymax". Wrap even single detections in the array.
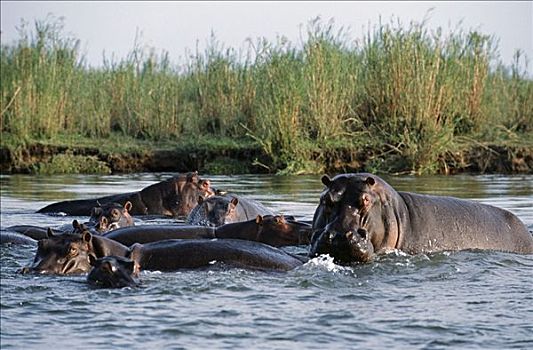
[
  {"xmin": 89, "ymin": 201, "xmax": 134, "ymax": 234},
  {"xmin": 87, "ymin": 255, "xmax": 138, "ymax": 288},
  {"xmin": 256, "ymin": 215, "xmax": 312, "ymax": 246},
  {"xmin": 310, "ymin": 205, "xmax": 375, "ymax": 263},
  {"xmin": 174, "ymin": 173, "xmax": 216, "ymax": 217},
  {"xmin": 20, "ymin": 229, "xmax": 95, "ymax": 275},
  {"xmin": 189, "ymin": 196, "xmax": 239, "ymax": 227},
  {"xmin": 310, "ymin": 174, "xmax": 394, "ymax": 263}
]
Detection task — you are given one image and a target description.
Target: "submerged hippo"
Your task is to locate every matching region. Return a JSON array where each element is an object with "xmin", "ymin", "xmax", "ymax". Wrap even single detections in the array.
[
  {"xmin": 37, "ymin": 172, "xmax": 214, "ymax": 218},
  {"xmin": 89, "ymin": 201, "xmax": 135, "ymax": 233},
  {"xmin": 87, "ymin": 256, "xmax": 138, "ymax": 288},
  {"xmin": 187, "ymin": 195, "xmax": 273, "ymax": 226},
  {"xmin": 7, "ymin": 202, "xmax": 135, "ymax": 241},
  {"xmin": 21, "ymin": 228, "xmax": 305, "ymax": 275},
  {"xmin": 104, "ymin": 215, "xmax": 312, "ymax": 247},
  {"xmin": 310, "ymin": 173, "xmax": 533, "ymax": 263},
  {"xmin": 0, "ymin": 231, "xmax": 37, "ymax": 245}
]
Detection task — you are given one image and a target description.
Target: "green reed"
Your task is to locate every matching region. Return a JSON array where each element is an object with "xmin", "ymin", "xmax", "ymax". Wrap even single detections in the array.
[{"xmin": 1, "ymin": 16, "xmax": 531, "ymax": 174}]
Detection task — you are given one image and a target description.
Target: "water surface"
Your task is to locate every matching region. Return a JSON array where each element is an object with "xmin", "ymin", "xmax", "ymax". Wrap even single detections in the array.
[{"xmin": 1, "ymin": 173, "xmax": 532, "ymax": 349}]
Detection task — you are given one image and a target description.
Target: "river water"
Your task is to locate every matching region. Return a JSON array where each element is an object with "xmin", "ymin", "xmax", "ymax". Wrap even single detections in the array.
[{"xmin": 1, "ymin": 173, "xmax": 532, "ymax": 349}]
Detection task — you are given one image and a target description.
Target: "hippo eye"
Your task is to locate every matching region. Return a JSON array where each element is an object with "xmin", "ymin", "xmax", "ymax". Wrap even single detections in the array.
[
  {"xmin": 69, "ymin": 247, "xmax": 78, "ymax": 256},
  {"xmin": 112, "ymin": 209, "xmax": 120, "ymax": 217}
]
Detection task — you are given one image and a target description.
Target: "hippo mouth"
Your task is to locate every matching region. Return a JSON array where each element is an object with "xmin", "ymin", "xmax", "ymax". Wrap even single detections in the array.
[{"xmin": 330, "ymin": 228, "xmax": 374, "ymax": 263}]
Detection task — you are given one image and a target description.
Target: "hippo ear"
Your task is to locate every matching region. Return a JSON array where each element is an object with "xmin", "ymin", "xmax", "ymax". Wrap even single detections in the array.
[
  {"xmin": 230, "ymin": 197, "xmax": 239, "ymax": 207},
  {"xmin": 321, "ymin": 175, "xmax": 332, "ymax": 187},
  {"xmin": 255, "ymin": 215, "xmax": 263, "ymax": 224},
  {"xmin": 124, "ymin": 201, "xmax": 133, "ymax": 212},
  {"xmin": 47, "ymin": 227, "xmax": 54, "ymax": 238},
  {"xmin": 100, "ymin": 217, "xmax": 108, "ymax": 228},
  {"xmin": 72, "ymin": 219, "xmax": 81, "ymax": 230},
  {"xmin": 91, "ymin": 207, "xmax": 103, "ymax": 217},
  {"xmin": 365, "ymin": 176, "xmax": 376, "ymax": 186},
  {"xmin": 82, "ymin": 231, "xmax": 92, "ymax": 243},
  {"xmin": 362, "ymin": 193, "xmax": 372, "ymax": 209}
]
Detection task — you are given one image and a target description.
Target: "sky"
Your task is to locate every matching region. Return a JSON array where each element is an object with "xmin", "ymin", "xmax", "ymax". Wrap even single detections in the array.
[{"xmin": 1, "ymin": 1, "xmax": 532, "ymax": 72}]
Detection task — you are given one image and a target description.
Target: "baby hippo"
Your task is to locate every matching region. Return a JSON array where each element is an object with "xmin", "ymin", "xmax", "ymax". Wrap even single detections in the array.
[{"xmin": 87, "ymin": 255, "xmax": 138, "ymax": 288}]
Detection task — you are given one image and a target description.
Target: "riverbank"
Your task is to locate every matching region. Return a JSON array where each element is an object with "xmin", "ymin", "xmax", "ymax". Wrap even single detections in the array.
[
  {"xmin": 1, "ymin": 134, "xmax": 531, "ymax": 175},
  {"xmin": 2, "ymin": 17, "xmax": 532, "ymax": 175}
]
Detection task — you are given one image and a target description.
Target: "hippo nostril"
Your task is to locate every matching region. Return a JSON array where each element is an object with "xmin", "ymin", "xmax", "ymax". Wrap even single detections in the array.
[{"xmin": 357, "ymin": 228, "xmax": 368, "ymax": 239}]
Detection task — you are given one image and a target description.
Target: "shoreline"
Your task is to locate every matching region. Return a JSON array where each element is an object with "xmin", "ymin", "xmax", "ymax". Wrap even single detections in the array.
[{"xmin": 1, "ymin": 138, "xmax": 531, "ymax": 175}]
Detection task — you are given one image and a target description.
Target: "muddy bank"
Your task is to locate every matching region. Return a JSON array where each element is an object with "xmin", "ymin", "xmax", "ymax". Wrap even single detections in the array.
[{"xmin": 1, "ymin": 142, "xmax": 531, "ymax": 175}]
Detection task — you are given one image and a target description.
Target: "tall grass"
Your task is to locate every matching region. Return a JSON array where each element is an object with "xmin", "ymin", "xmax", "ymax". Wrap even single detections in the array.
[{"xmin": 1, "ymin": 16, "xmax": 531, "ymax": 174}]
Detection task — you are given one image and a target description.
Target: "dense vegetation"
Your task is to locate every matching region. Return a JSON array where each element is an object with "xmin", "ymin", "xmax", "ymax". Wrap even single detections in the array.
[{"xmin": 1, "ymin": 16, "xmax": 532, "ymax": 174}]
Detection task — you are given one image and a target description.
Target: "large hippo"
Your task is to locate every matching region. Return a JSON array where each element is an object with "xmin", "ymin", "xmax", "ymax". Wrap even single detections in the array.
[
  {"xmin": 37, "ymin": 172, "xmax": 214, "ymax": 218},
  {"xmin": 7, "ymin": 202, "xmax": 135, "ymax": 241},
  {"xmin": 310, "ymin": 173, "xmax": 533, "ymax": 263},
  {"xmin": 187, "ymin": 195, "xmax": 273, "ymax": 226},
  {"xmin": 103, "ymin": 215, "xmax": 312, "ymax": 247},
  {"xmin": 21, "ymin": 228, "xmax": 305, "ymax": 275}
]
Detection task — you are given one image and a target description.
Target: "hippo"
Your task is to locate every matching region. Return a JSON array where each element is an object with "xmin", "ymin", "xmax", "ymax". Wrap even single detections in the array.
[
  {"xmin": 20, "ymin": 228, "xmax": 130, "ymax": 274},
  {"xmin": 0, "ymin": 231, "xmax": 37, "ymax": 245},
  {"xmin": 128, "ymin": 239, "xmax": 304, "ymax": 274},
  {"xmin": 21, "ymin": 228, "xmax": 306, "ymax": 275},
  {"xmin": 7, "ymin": 201, "xmax": 135, "ymax": 241},
  {"xmin": 87, "ymin": 256, "xmax": 138, "ymax": 288},
  {"xmin": 187, "ymin": 195, "xmax": 273, "ymax": 226},
  {"xmin": 103, "ymin": 215, "xmax": 312, "ymax": 247},
  {"xmin": 88, "ymin": 201, "xmax": 135, "ymax": 233},
  {"xmin": 309, "ymin": 173, "xmax": 533, "ymax": 263},
  {"xmin": 37, "ymin": 172, "xmax": 214, "ymax": 218}
]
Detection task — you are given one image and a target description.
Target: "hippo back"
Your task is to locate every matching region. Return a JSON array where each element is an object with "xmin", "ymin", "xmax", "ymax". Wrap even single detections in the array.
[{"xmin": 399, "ymin": 192, "xmax": 533, "ymax": 254}]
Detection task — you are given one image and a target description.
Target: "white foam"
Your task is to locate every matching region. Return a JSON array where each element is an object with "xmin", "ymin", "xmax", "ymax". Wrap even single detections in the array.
[{"xmin": 304, "ymin": 254, "xmax": 351, "ymax": 273}]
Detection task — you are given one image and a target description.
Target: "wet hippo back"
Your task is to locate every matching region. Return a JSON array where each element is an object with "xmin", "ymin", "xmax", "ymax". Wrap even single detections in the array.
[
  {"xmin": 1, "ymin": 231, "xmax": 37, "ymax": 245},
  {"xmin": 103, "ymin": 225, "xmax": 215, "ymax": 246},
  {"xmin": 187, "ymin": 195, "xmax": 273, "ymax": 226},
  {"xmin": 130, "ymin": 239, "xmax": 304, "ymax": 272},
  {"xmin": 398, "ymin": 192, "xmax": 533, "ymax": 254}
]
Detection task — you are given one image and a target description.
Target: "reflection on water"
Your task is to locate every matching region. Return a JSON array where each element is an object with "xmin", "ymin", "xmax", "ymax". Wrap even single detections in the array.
[{"xmin": 1, "ymin": 173, "xmax": 532, "ymax": 350}]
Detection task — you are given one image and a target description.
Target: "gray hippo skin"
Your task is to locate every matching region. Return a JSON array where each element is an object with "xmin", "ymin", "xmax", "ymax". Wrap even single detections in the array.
[
  {"xmin": 310, "ymin": 173, "xmax": 533, "ymax": 263},
  {"xmin": 37, "ymin": 172, "xmax": 214, "ymax": 218},
  {"xmin": 21, "ymin": 228, "xmax": 305, "ymax": 275},
  {"xmin": 187, "ymin": 195, "xmax": 273, "ymax": 226},
  {"xmin": 129, "ymin": 239, "xmax": 304, "ymax": 273},
  {"xmin": 104, "ymin": 215, "xmax": 311, "ymax": 247},
  {"xmin": 0, "ymin": 231, "xmax": 37, "ymax": 245}
]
